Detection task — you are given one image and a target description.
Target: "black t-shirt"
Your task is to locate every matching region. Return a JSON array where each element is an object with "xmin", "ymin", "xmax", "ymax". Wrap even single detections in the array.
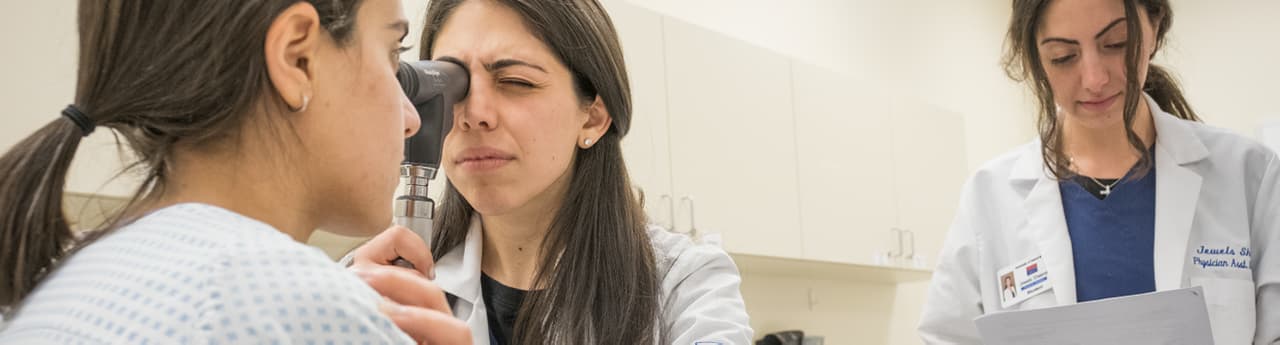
[
  {"xmin": 480, "ymin": 273, "xmax": 528, "ymax": 345},
  {"xmin": 1073, "ymin": 176, "xmax": 1121, "ymax": 200},
  {"xmin": 1071, "ymin": 146, "xmax": 1156, "ymax": 200}
]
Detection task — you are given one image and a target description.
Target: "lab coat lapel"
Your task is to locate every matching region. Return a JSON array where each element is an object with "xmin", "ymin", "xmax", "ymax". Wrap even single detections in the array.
[
  {"xmin": 432, "ymin": 214, "xmax": 490, "ymax": 344},
  {"xmin": 434, "ymin": 214, "xmax": 484, "ymax": 305},
  {"xmin": 1010, "ymin": 144, "xmax": 1078, "ymax": 305},
  {"xmin": 1150, "ymin": 99, "xmax": 1209, "ymax": 291}
]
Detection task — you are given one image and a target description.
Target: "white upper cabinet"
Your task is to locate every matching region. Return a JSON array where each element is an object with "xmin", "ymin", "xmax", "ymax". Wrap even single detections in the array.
[
  {"xmin": 888, "ymin": 101, "xmax": 967, "ymax": 267},
  {"xmin": 660, "ymin": 17, "xmax": 803, "ymax": 258},
  {"xmin": 605, "ymin": 2, "xmax": 968, "ymax": 266},
  {"xmin": 791, "ymin": 61, "xmax": 899, "ymax": 265}
]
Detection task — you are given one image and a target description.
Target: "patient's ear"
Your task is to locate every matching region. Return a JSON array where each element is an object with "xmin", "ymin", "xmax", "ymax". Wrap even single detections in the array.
[{"xmin": 264, "ymin": 2, "xmax": 322, "ymax": 111}]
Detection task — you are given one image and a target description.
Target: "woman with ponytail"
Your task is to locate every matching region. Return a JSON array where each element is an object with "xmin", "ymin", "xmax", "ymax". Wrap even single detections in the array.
[
  {"xmin": 919, "ymin": 0, "xmax": 1279, "ymax": 344},
  {"xmin": 0, "ymin": 0, "xmax": 469, "ymax": 343}
]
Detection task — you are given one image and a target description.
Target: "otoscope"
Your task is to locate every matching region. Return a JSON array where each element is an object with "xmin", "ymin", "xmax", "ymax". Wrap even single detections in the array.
[{"xmin": 390, "ymin": 60, "xmax": 468, "ymax": 267}]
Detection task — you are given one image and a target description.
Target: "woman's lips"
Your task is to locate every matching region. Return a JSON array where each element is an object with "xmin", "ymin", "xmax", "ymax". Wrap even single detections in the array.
[
  {"xmin": 454, "ymin": 147, "xmax": 515, "ymax": 172},
  {"xmin": 1078, "ymin": 93, "xmax": 1120, "ymax": 113},
  {"xmin": 457, "ymin": 158, "xmax": 513, "ymax": 171}
]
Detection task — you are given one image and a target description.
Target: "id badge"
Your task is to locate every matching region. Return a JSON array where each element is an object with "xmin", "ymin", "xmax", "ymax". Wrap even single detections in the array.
[{"xmin": 997, "ymin": 255, "xmax": 1052, "ymax": 308}]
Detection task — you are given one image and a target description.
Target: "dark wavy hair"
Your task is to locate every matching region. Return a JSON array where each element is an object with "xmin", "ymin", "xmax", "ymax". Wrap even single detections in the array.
[
  {"xmin": 420, "ymin": 0, "xmax": 659, "ymax": 343},
  {"xmin": 1002, "ymin": 0, "xmax": 1200, "ymax": 180}
]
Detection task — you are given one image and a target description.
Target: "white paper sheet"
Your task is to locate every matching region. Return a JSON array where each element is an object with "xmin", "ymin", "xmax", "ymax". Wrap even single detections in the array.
[{"xmin": 975, "ymin": 287, "xmax": 1213, "ymax": 345}]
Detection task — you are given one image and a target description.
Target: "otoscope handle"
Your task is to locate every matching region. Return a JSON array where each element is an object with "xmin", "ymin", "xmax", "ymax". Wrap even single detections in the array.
[{"xmin": 389, "ymin": 215, "xmax": 434, "ymax": 269}]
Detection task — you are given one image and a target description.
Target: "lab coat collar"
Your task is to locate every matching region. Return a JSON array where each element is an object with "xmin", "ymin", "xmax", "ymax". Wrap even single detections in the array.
[
  {"xmin": 1005, "ymin": 93, "xmax": 1210, "ymax": 303},
  {"xmin": 1149, "ymin": 93, "xmax": 1210, "ymax": 165},
  {"xmin": 1010, "ymin": 143, "xmax": 1046, "ymax": 183},
  {"xmin": 1149, "ymin": 93, "xmax": 1208, "ymax": 291},
  {"xmin": 433, "ymin": 213, "xmax": 484, "ymax": 305}
]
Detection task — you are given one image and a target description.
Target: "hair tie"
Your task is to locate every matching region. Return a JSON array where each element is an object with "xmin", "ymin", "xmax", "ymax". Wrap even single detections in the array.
[{"xmin": 61, "ymin": 105, "xmax": 95, "ymax": 137}]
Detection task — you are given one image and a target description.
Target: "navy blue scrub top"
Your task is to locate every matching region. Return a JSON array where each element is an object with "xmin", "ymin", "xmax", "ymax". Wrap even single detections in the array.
[{"xmin": 1060, "ymin": 162, "xmax": 1158, "ymax": 302}]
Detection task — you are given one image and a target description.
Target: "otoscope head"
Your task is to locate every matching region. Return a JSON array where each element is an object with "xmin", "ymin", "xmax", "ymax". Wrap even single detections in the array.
[{"xmin": 397, "ymin": 60, "xmax": 469, "ymax": 169}]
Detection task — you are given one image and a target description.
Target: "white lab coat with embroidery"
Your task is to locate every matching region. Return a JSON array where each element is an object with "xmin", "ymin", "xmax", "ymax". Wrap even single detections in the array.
[
  {"xmin": 432, "ymin": 215, "xmax": 754, "ymax": 345},
  {"xmin": 918, "ymin": 94, "xmax": 1280, "ymax": 345}
]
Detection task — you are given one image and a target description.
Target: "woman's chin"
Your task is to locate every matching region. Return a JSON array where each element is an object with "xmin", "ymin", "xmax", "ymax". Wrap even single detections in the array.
[
  {"xmin": 457, "ymin": 190, "xmax": 520, "ymax": 217},
  {"xmin": 1066, "ymin": 109, "xmax": 1125, "ymax": 129}
]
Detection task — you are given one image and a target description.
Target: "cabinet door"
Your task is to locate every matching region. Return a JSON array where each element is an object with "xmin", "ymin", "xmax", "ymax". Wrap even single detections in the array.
[
  {"xmin": 661, "ymin": 17, "xmax": 802, "ymax": 258},
  {"xmin": 791, "ymin": 61, "xmax": 898, "ymax": 265},
  {"xmin": 607, "ymin": 0, "xmax": 676, "ymax": 228},
  {"xmin": 889, "ymin": 101, "xmax": 967, "ymax": 267}
]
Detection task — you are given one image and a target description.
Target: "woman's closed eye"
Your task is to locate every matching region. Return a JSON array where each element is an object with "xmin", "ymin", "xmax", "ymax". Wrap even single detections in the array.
[
  {"xmin": 498, "ymin": 77, "xmax": 537, "ymax": 88},
  {"xmin": 1103, "ymin": 40, "xmax": 1128, "ymax": 50},
  {"xmin": 1050, "ymin": 54, "xmax": 1077, "ymax": 65}
]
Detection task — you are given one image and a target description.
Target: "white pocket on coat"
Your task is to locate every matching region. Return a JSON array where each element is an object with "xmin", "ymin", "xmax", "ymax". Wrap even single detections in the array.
[{"xmin": 1189, "ymin": 276, "xmax": 1256, "ymax": 345}]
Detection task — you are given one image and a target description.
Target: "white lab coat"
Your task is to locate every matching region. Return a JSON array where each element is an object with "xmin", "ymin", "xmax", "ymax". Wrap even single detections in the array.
[
  {"xmin": 432, "ymin": 214, "xmax": 754, "ymax": 344},
  {"xmin": 919, "ymin": 94, "xmax": 1280, "ymax": 345}
]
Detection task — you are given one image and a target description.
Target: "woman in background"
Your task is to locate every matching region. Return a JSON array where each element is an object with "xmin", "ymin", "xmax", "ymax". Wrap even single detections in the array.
[{"xmin": 919, "ymin": 0, "xmax": 1278, "ymax": 343}]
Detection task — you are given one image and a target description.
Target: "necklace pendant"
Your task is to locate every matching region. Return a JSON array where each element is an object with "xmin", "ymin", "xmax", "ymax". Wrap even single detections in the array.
[{"xmin": 1101, "ymin": 186, "xmax": 1112, "ymax": 196}]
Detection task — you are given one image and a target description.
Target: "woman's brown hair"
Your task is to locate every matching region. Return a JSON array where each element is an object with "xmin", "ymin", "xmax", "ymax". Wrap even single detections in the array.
[
  {"xmin": 1002, "ymin": 0, "xmax": 1200, "ymax": 180},
  {"xmin": 420, "ymin": 0, "xmax": 659, "ymax": 343},
  {"xmin": 0, "ymin": 0, "xmax": 366, "ymax": 307}
]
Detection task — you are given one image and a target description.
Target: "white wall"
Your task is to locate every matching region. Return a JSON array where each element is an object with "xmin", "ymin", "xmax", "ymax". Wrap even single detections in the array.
[
  {"xmin": 1159, "ymin": 1, "xmax": 1280, "ymax": 136},
  {"xmin": 0, "ymin": 2, "xmax": 77, "ymax": 151}
]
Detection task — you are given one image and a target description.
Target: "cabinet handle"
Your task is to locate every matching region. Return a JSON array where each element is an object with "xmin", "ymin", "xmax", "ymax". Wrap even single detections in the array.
[
  {"xmin": 889, "ymin": 228, "xmax": 904, "ymax": 258},
  {"xmin": 679, "ymin": 196, "xmax": 698, "ymax": 238},
  {"xmin": 903, "ymin": 229, "xmax": 916, "ymax": 260}
]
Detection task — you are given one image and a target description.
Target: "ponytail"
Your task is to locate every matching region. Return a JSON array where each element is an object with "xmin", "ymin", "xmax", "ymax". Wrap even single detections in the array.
[
  {"xmin": 0, "ymin": 110, "xmax": 93, "ymax": 306},
  {"xmin": 1145, "ymin": 64, "xmax": 1200, "ymax": 122}
]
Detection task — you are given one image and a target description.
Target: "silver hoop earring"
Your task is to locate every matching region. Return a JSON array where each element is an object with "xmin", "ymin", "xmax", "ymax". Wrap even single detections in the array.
[{"xmin": 289, "ymin": 93, "xmax": 310, "ymax": 112}]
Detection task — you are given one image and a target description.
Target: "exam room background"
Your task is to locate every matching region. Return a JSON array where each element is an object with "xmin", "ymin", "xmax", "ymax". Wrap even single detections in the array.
[{"xmin": 2, "ymin": 1, "xmax": 1277, "ymax": 344}]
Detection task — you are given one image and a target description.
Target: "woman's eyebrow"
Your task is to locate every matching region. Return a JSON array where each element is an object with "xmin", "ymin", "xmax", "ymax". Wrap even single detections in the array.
[
  {"xmin": 485, "ymin": 58, "xmax": 547, "ymax": 73},
  {"xmin": 1039, "ymin": 17, "xmax": 1126, "ymax": 46}
]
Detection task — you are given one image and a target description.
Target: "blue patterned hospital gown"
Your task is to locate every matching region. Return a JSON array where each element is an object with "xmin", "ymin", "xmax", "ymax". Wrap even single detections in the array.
[{"xmin": 0, "ymin": 203, "xmax": 413, "ymax": 344}]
